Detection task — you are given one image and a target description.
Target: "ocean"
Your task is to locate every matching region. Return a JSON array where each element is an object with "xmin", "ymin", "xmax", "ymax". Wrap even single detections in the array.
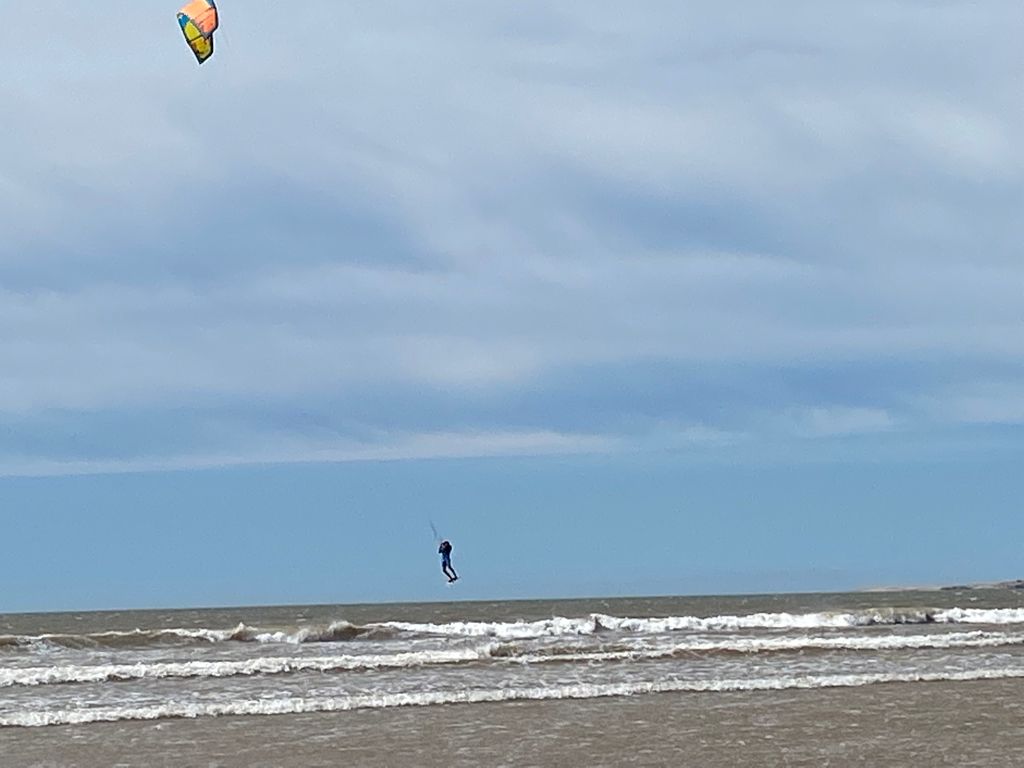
[{"xmin": 3, "ymin": 590, "xmax": 1024, "ymax": 766}]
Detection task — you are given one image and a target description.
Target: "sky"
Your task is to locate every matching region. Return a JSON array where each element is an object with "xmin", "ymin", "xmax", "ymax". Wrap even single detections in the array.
[{"xmin": 1, "ymin": 1, "xmax": 1022, "ymax": 612}]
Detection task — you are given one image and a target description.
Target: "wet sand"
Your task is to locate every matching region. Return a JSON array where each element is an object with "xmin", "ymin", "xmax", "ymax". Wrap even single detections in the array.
[{"xmin": 5, "ymin": 678, "xmax": 1024, "ymax": 767}]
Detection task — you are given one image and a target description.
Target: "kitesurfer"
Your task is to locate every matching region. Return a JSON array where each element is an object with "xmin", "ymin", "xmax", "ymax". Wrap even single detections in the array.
[{"xmin": 439, "ymin": 540, "xmax": 458, "ymax": 582}]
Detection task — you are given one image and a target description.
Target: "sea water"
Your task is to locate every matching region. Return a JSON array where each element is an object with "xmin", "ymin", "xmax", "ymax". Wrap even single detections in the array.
[{"xmin": 3, "ymin": 590, "xmax": 1024, "ymax": 765}]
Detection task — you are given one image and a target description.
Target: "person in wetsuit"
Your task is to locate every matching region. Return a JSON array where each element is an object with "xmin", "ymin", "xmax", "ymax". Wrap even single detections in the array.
[{"xmin": 439, "ymin": 540, "xmax": 458, "ymax": 582}]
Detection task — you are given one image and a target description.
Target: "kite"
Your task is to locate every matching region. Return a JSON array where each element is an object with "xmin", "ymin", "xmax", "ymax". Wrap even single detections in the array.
[{"xmin": 177, "ymin": 0, "xmax": 219, "ymax": 64}]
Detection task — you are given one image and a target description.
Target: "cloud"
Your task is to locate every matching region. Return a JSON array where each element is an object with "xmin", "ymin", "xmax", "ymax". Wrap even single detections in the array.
[
  {"xmin": 786, "ymin": 406, "xmax": 896, "ymax": 438},
  {"xmin": 921, "ymin": 382, "xmax": 1024, "ymax": 427},
  {"xmin": 0, "ymin": 427, "xmax": 615, "ymax": 478},
  {"xmin": 0, "ymin": 1, "xmax": 1021, "ymax": 474}
]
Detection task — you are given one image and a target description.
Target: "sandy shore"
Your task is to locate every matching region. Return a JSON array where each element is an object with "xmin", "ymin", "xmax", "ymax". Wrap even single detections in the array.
[{"xmin": 6, "ymin": 678, "xmax": 1024, "ymax": 767}]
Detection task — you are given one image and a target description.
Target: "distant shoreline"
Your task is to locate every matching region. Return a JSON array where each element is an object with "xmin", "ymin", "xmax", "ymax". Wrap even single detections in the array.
[
  {"xmin": 938, "ymin": 579, "xmax": 1024, "ymax": 591},
  {"xmin": 864, "ymin": 580, "xmax": 1024, "ymax": 593}
]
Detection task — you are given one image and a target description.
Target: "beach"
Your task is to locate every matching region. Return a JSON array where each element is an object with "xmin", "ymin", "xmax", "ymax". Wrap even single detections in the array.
[{"xmin": 4, "ymin": 591, "xmax": 1024, "ymax": 766}]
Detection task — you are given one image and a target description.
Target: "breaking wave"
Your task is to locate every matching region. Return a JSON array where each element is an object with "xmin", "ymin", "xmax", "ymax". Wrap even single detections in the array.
[
  {"xmin": 3, "ymin": 631, "xmax": 1022, "ymax": 689},
  {"xmin": 6, "ymin": 666, "xmax": 1024, "ymax": 728},
  {"xmin": 0, "ymin": 621, "xmax": 390, "ymax": 652},
  {"xmin": 4, "ymin": 607, "xmax": 1024, "ymax": 653},
  {"xmin": 0, "ymin": 645, "xmax": 498, "ymax": 688},
  {"xmin": 377, "ymin": 606, "xmax": 1024, "ymax": 638}
]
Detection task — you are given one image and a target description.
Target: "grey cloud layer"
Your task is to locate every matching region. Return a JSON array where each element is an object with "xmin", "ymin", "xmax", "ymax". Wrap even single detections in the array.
[{"xmin": 1, "ymin": 1, "xmax": 1021, "ymax": 473}]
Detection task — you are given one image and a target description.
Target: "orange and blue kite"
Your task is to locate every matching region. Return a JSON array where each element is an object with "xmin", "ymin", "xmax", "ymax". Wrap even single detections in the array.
[{"xmin": 177, "ymin": 0, "xmax": 219, "ymax": 64}]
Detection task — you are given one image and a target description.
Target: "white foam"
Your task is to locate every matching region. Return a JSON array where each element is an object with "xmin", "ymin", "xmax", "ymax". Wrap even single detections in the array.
[
  {"xmin": 0, "ymin": 645, "xmax": 497, "ymax": 689},
  {"xmin": 380, "ymin": 616, "xmax": 601, "ymax": 640},
  {"xmin": 6, "ymin": 607, "xmax": 1023, "ymax": 653},
  {"xmin": 934, "ymin": 608, "xmax": 1024, "ymax": 625},
  {"xmin": 0, "ymin": 621, "xmax": 372, "ymax": 652},
  {"xmin": 7, "ymin": 666, "xmax": 1024, "ymax": 728},
  {"xmin": 5, "ymin": 630, "xmax": 1020, "ymax": 688},
  {"xmin": 378, "ymin": 609, "xmax": 938, "ymax": 639},
  {"xmin": 510, "ymin": 631, "xmax": 1024, "ymax": 665},
  {"xmin": 590, "ymin": 608, "xmax": 944, "ymax": 633}
]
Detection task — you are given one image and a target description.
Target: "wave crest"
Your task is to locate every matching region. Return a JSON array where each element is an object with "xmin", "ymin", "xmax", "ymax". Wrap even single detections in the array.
[
  {"xmin": 7, "ymin": 667, "xmax": 1024, "ymax": 728},
  {"xmin": 5, "ymin": 606, "xmax": 1023, "ymax": 653},
  {"xmin": 0, "ymin": 645, "xmax": 499, "ymax": 689}
]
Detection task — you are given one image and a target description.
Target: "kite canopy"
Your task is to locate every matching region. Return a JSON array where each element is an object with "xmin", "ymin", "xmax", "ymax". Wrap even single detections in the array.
[{"xmin": 177, "ymin": 0, "xmax": 219, "ymax": 64}]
